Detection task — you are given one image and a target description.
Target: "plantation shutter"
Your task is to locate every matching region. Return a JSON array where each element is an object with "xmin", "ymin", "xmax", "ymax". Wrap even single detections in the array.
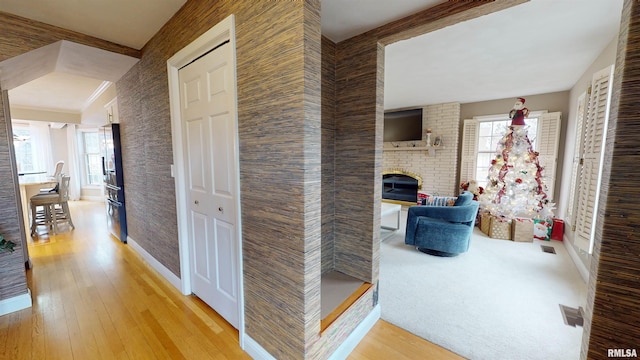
[
  {"xmin": 459, "ymin": 119, "xmax": 479, "ymax": 184},
  {"xmin": 565, "ymin": 92, "xmax": 587, "ymax": 231},
  {"xmin": 574, "ymin": 65, "xmax": 614, "ymax": 253},
  {"xmin": 535, "ymin": 112, "xmax": 561, "ymax": 200}
]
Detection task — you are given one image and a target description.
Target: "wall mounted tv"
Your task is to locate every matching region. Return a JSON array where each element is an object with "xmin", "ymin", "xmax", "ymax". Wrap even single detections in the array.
[{"xmin": 383, "ymin": 108, "xmax": 423, "ymax": 142}]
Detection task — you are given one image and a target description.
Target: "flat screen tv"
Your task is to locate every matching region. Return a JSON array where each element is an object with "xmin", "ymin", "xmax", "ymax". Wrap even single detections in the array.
[{"xmin": 383, "ymin": 108, "xmax": 423, "ymax": 142}]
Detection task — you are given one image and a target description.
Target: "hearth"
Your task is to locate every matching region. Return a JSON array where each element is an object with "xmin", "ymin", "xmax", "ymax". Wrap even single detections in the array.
[{"xmin": 382, "ymin": 170, "xmax": 423, "ymax": 203}]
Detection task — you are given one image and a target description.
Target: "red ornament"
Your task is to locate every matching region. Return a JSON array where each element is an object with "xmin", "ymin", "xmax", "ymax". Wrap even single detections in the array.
[{"xmin": 515, "ymin": 178, "xmax": 523, "ymax": 184}]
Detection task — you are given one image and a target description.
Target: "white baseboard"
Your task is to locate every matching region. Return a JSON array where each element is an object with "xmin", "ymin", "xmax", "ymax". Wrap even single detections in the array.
[
  {"xmin": 0, "ymin": 289, "xmax": 32, "ymax": 316},
  {"xmin": 328, "ymin": 304, "xmax": 381, "ymax": 360},
  {"xmin": 242, "ymin": 305, "xmax": 381, "ymax": 360},
  {"xmin": 243, "ymin": 335, "xmax": 276, "ymax": 360},
  {"xmin": 127, "ymin": 236, "xmax": 184, "ymax": 293},
  {"xmin": 563, "ymin": 235, "xmax": 589, "ymax": 283}
]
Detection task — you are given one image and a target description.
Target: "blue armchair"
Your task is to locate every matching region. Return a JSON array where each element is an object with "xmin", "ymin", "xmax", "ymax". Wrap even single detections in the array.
[{"xmin": 404, "ymin": 191, "xmax": 479, "ymax": 256}]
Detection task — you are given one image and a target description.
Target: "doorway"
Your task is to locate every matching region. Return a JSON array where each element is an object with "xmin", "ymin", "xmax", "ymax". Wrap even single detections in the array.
[{"xmin": 378, "ymin": 2, "xmax": 621, "ymax": 359}]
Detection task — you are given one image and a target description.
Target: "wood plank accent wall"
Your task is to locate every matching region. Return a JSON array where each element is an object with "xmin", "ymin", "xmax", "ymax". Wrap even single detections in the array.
[
  {"xmin": 583, "ymin": 0, "xmax": 640, "ymax": 357},
  {"xmin": 334, "ymin": 34, "xmax": 383, "ymax": 283},
  {"xmin": 321, "ymin": 36, "xmax": 336, "ymax": 274},
  {"xmin": 237, "ymin": 3, "xmax": 316, "ymax": 358},
  {"xmin": 116, "ymin": 39, "xmax": 181, "ymax": 277},
  {"xmin": 0, "ymin": 89, "xmax": 28, "ymax": 302},
  {"xmin": 301, "ymin": 4, "xmax": 325, "ymax": 357},
  {"xmin": 376, "ymin": 0, "xmax": 526, "ymax": 46},
  {"xmin": 115, "ymin": 1, "xmax": 327, "ymax": 358},
  {"xmin": 0, "ymin": 11, "xmax": 139, "ymax": 61}
]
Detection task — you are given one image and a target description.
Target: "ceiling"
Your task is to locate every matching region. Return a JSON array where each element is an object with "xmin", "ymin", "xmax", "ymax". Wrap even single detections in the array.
[
  {"xmin": 0, "ymin": 0, "xmax": 625, "ymax": 123},
  {"xmin": 0, "ymin": 0, "xmax": 188, "ymax": 50},
  {"xmin": 0, "ymin": 40, "xmax": 139, "ymax": 124},
  {"xmin": 383, "ymin": 0, "xmax": 624, "ymax": 109}
]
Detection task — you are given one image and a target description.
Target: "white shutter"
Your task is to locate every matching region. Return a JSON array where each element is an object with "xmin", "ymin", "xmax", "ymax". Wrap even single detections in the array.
[
  {"xmin": 575, "ymin": 159, "xmax": 599, "ymax": 247},
  {"xmin": 574, "ymin": 65, "xmax": 614, "ymax": 253},
  {"xmin": 535, "ymin": 112, "xmax": 561, "ymax": 200},
  {"xmin": 566, "ymin": 92, "xmax": 587, "ymax": 230},
  {"xmin": 459, "ymin": 119, "xmax": 479, "ymax": 183}
]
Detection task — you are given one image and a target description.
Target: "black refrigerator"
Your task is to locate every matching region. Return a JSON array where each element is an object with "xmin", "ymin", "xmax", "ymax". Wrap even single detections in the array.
[{"xmin": 102, "ymin": 123, "xmax": 127, "ymax": 243}]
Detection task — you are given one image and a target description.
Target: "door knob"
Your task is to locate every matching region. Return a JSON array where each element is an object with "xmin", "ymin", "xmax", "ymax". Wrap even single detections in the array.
[
  {"xmin": 194, "ymin": 200, "xmax": 199, "ymax": 205},
  {"xmin": 218, "ymin": 207, "xmax": 223, "ymax": 212}
]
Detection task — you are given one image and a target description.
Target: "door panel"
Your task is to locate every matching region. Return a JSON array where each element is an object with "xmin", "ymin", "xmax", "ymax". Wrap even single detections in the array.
[
  {"xmin": 214, "ymin": 219, "xmax": 236, "ymax": 299},
  {"xmin": 186, "ymin": 118, "xmax": 208, "ymax": 192},
  {"xmin": 179, "ymin": 42, "xmax": 239, "ymax": 328},
  {"xmin": 192, "ymin": 212, "xmax": 210, "ymax": 281},
  {"xmin": 212, "ymin": 114, "xmax": 232, "ymax": 194}
]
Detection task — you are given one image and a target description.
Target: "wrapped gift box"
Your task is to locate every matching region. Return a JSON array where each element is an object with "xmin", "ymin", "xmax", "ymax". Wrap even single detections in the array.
[
  {"xmin": 417, "ymin": 191, "xmax": 429, "ymax": 205},
  {"xmin": 511, "ymin": 218, "xmax": 534, "ymax": 242},
  {"xmin": 550, "ymin": 218, "xmax": 564, "ymax": 241},
  {"xmin": 480, "ymin": 211, "xmax": 492, "ymax": 235},
  {"xmin": 533, "ymin": 219, "xmax": 553, "ymax": 241},
  {"xmin": 489, "ymin": 215, "xmax": 512, "ymax": 240}
]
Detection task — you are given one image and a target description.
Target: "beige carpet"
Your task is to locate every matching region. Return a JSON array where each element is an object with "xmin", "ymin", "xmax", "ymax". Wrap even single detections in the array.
[{"xmin": 379, "ymin": 209, "xmax": 587, "ymax": 360}]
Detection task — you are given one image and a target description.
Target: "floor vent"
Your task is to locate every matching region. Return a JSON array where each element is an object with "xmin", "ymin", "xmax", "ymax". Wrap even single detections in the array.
[
  {"xmin": 541, "ymin": 245, "xmax": 556, "ymax": 254},
  {"xmin": 559, "ymin": 304, "xmax": 584, "ymax": 327}
]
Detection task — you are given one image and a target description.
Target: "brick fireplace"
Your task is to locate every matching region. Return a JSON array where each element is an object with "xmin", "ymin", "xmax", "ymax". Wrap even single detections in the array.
[
  {"xmin": 382, "ymin": 169, "xmax": 423, "ymax": 203},
  {"xmin": 383, "ymin": 102, "xmax": 461, "ymax": 197}
]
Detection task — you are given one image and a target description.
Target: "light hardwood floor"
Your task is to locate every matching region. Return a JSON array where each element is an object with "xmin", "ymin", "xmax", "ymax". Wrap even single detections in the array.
[{"xmin": 0, "ymin": 201, "xmax": 462, "ymax": 360}]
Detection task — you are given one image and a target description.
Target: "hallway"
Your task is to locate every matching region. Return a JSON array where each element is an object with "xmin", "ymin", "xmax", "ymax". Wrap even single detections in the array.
[
  {"xmin": 6, "ymin": 201, "xmax": 249, "ymax": 359},
  {"xmin": 1, "ymin": 201, "xmax": 459, "ymax": 359}
]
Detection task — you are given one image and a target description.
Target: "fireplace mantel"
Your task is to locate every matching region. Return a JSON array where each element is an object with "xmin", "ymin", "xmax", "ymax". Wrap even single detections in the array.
[{"xmin": 383, "ymin": 103, "xmax": 460, "ymax": 198}]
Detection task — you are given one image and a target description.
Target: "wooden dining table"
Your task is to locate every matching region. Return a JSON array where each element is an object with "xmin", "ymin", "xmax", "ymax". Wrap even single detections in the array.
[{"xmin": 18, "ymin": 174, "xmax": 58, "ymax": 234}]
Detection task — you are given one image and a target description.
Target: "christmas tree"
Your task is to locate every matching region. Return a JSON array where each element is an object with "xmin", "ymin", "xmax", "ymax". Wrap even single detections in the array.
[{"xmin": 478, "ymin": 97, "xmax": 554, "ymax": 220}]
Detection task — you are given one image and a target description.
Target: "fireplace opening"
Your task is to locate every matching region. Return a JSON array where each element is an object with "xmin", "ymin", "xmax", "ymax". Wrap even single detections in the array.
[{"xmin": 382, "ymin": 170, "xmax": 422, "ymax": 203}]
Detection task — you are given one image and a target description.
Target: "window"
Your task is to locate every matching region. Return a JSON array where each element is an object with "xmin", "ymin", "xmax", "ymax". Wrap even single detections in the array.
[
  {"xmin": 12, "ymin": 122, "xmax": 52, "ymax": 175},
  {"xmin": 460, "ymin": 111, "xmax": 559, "ymax": 199},
  {"xmin": 13, "ymin": 127, "xmax": 34, "ymax": 173},
  {"xmin": 475, "ymin": 117, "xmax": 539, "ymax": 188},
  {"xmin": 80, "ymin": 131, "xmax": 103, "ymax": 185}
]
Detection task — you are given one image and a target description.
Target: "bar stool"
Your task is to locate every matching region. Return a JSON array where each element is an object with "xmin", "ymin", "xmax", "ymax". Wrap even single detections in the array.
[
  {"xmin": 39, "ymin": 160, "xmax": 64, "ymax": 193},
  {"xmin": 30, "ymin": 176, "xmax": 75, "ymax": 236}
]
